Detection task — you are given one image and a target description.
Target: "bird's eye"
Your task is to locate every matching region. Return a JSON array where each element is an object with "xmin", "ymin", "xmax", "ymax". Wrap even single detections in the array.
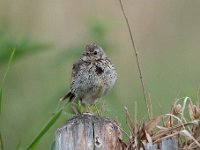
[{"xmin": 93, "ymin": 51, "xmax": 98, "ymax": 55}]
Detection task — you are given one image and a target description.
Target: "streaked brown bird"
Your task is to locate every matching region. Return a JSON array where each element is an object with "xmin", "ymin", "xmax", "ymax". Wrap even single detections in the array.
[{"xmin": 60, "ymin": 43, "xmax": 117, "ymax": 104}]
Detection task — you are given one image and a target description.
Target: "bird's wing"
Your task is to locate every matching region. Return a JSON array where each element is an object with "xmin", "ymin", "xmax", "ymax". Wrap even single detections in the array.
[{"xmin": 71, "ymin": 59, "xmax": 84, "ymax": 81}]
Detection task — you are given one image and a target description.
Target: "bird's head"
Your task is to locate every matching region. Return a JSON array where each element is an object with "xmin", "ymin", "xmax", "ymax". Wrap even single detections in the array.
[{"xmin": 82, "ymin": 43, "xmax": 106, "ymax": 61}]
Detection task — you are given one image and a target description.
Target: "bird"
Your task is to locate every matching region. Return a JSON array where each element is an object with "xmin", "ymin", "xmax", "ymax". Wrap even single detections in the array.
[{"xmin": 60, "ymin": 43, "xmax": 117, "ymax": 104}]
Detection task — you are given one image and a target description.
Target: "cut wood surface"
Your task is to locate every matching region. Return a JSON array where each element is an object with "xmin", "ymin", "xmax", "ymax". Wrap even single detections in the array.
[{"xmin": 55, "ymin": 113, "xmax": 124, "ymax": 150}]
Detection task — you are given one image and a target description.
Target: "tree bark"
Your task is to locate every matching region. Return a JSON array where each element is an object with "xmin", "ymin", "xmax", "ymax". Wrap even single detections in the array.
[{"xmin": 55, "ymin": 113, "xmax": 124, "ymax": 150}]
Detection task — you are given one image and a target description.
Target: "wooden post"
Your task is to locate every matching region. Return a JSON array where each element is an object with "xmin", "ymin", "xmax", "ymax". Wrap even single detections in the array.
[
  {"xmin": 55, "ymin": 113, "xmax": 124, "ymax": 150},
  {"xmin": 55, "ymin": 113, "xmax": 179, "ymax": 150}
]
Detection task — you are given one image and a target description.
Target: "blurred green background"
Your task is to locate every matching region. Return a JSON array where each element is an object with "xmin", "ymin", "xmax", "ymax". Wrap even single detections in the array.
[{"xmin": 1, "ymin": 0, "xmax": 200, "ymax": 149}]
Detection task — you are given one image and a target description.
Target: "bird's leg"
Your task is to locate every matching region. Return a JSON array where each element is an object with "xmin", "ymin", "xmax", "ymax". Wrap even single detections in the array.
[
  {"xmin": 86, "ymin": 104, "xmax": 91, "ymax": 113},
  {"xmin": 80, "ymin": 98, "xmax": 83, "ymax": 105},
  {"xmin": 79, "ymin": 98, "xmax": 83, "ymax": 113},
  {"xmin": 94, "ymin": 103, "xmax": 100, "ymax": 115}
]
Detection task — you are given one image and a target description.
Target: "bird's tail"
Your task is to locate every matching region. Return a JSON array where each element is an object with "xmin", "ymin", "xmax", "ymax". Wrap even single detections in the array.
[{"xmin": 60, "ymin": 92, "xmax": 75, "ymax": 102}]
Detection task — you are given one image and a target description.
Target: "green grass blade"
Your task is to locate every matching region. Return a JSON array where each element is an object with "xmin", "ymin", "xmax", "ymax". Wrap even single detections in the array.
[
  {"xmin": 1, "ymin": 48, "xmax": 16, "ymax": 85},
  {"xmin": 0, "ymin": 131, "xmax": 4, "ymax": 150},
  {"xmin": 0, "ymin": 48, "xmax": 15, "ymax": 114},
  {"xmin": 0, "ymin": 88, "xmax": 2, "ymax": 114},
  {"xmin": 27, "ymin": 108, "xmax": 63, "ymax": 150}
]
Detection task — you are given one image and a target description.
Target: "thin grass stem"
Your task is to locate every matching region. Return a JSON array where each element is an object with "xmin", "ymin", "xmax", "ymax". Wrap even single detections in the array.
[
  {"xmin": 118, "ymin": 0, "xmax": 150, "ymax": 120},
  {"xmin": 0, "ymin": 132, "xmax": 4, "ymax": 150}
]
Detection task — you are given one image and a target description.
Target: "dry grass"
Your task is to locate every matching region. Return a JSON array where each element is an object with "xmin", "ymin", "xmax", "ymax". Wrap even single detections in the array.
[{"xmin": 122, "ymin": 97, "xmax": 200, "ymax": 149}]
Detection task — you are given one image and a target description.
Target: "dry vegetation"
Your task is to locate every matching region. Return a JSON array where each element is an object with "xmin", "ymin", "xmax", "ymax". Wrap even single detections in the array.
[{"xmin": 121, "ymin": 97, "xmax": 200, "ymax": 149}]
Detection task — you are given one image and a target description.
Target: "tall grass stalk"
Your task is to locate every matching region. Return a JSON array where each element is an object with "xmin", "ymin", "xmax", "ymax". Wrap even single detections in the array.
[{"xmin": 118, "ymin": 0, "xmax": 151, "ymax": 120}]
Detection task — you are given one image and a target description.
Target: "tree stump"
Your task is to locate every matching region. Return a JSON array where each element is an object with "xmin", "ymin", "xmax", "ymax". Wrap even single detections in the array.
[{"xmin": 55, "ymin": 113, "xmax": 124, "ymax": 150}]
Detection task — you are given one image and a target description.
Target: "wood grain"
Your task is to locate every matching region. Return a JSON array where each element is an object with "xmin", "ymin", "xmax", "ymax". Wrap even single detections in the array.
[{"xmin": 55, "ymin": 113, "xmax": 123, "ymax": 150}]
